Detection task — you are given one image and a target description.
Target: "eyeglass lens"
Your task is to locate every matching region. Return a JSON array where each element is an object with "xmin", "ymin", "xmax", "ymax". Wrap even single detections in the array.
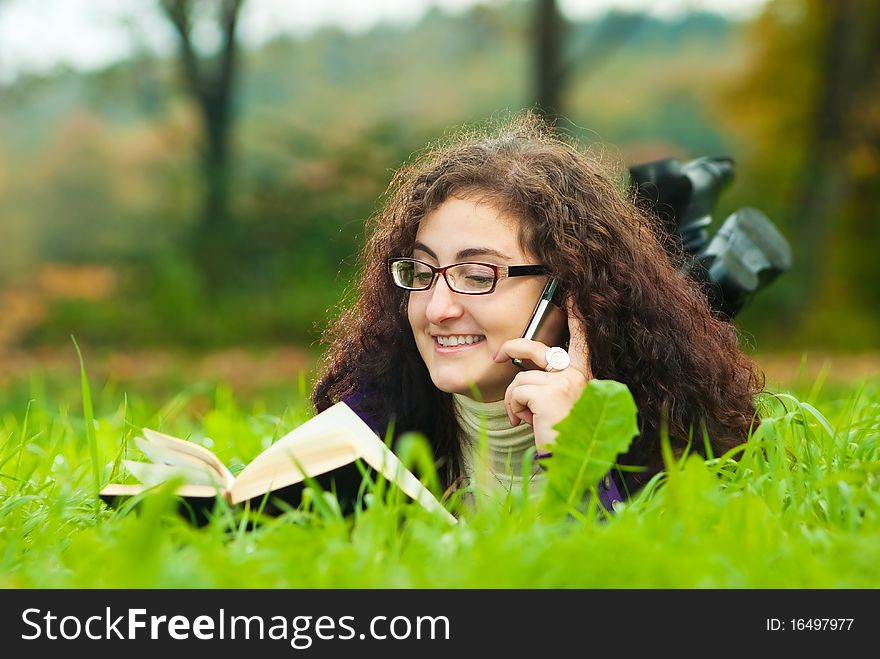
[{"xmin": 392, "ymin": 260, "xmax": 496, "ymax": 293}]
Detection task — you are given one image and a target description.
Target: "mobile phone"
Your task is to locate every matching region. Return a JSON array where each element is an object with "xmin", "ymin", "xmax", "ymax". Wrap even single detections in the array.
[{"xmin": 511, "ymin": 277, "xmax": 567, "ymax": 369}]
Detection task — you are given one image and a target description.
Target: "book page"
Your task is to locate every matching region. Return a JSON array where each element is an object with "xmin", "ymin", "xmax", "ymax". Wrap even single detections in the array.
[
  {"xmin": 228, "ymin": 438, "xmax": 360, "ymax": 504},
  {"xmin": 230, "ymin": 403, "xmax": 365, "ymax": 498},
  {"xmin": 100, "ymin": 482, "xmax": 224, "ymax": 500},
  {"xmin": 135, "ymin": 437, "xmax": 225, "ymax": 479},
  {"xmin": 348, "ymin": 422, "xmax": 457, "ymax": 524},
  {"xmin": 231, "ymin": 402, "xmax": 456, "ymax": 524},
  {"xmin": 141, "ymin": 428, "xmax": 235, "ymax": 489},
  {"xmin": 122, "ymin": 459, "xmax": 228, "ymax": 489}
]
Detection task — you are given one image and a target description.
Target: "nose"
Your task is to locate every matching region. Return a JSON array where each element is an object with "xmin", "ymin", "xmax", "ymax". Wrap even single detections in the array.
[{"xmin": 424, "ymin": 274, "xmax": 465, "ymax": 325}]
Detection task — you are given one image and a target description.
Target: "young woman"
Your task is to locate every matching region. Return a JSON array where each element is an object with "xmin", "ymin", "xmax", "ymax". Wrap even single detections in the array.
[{"xmin": 312, "ymin": 113, "xmax": 762, "ymax": 509}]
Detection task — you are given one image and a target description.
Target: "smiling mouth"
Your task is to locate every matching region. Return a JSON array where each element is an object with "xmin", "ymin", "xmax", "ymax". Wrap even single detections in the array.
[{"xmin": 433, "ymin": 335, "xmax": 485, "ymax": 348}]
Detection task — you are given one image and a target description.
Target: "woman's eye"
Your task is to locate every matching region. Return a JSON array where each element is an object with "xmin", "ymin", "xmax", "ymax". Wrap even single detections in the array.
[{"xmin": 414, "ymin": 272, "xmax": 434, "ymax": 284}]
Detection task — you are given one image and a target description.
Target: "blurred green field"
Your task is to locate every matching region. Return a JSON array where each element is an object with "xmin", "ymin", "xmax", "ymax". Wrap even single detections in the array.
[
  {"xmin": 1, "ymin": 351, "xmax": 878, "ymax": 588},
  {"xmin": 2, "ymin": 3, "xmax": 878, "ymax": 355}
]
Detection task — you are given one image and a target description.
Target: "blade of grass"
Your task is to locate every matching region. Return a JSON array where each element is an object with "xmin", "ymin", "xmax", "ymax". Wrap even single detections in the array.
[
  {"xmin": 72, "ymin": 336, "xmax": 101, "ymax": 503},
  {"xmin": 14, "ymin": 399, "xmax": 33, "ymax": 493}
]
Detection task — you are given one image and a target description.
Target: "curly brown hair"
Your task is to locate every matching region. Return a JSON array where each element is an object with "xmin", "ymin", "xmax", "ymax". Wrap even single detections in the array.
[{"xmin": 312, "ymin": 112, "xmax": 762, "ymax": 495}]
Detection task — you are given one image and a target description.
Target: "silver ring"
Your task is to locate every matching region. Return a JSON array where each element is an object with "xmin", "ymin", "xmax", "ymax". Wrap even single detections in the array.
[{"xmin": 544, "ymin": 347, "xmax": 570, "ymax": 372}]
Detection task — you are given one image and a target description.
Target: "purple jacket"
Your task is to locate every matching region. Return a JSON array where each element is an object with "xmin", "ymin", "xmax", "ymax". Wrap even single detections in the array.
[{"xmin": 340, "ymin": 391, "xmax": 626, "ymax": 513}]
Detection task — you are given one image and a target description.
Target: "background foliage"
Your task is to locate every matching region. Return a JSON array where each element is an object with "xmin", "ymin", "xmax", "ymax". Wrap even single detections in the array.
[{"xmin": 1, "ymin": 0, "xmax": 877, "ymax": 355}]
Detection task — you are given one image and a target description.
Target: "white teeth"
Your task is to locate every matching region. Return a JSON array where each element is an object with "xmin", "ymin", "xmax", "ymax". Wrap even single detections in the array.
[{"xmin": 436, "ymin": 335, "xmax": 484, "ymax": 347}]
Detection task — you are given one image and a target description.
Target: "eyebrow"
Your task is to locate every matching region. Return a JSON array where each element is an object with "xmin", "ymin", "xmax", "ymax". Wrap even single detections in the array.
[{"xmin": 413, "ymin": 241, "xmax": 512, "ymax": 262}]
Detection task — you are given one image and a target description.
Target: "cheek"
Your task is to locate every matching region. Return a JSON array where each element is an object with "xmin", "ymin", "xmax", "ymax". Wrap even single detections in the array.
[
  {"xmin": 491, "ymin": 300, "xmax": 534, "ymax": 338},
  {"xmin": 406, "ymin": 294, "xmax": 424, "ymax": 331}
]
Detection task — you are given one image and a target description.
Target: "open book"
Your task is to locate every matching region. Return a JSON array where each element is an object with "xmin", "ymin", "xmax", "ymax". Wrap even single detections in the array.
[{"xmin": 100, "ymin": 402, "xmax": 455, "ymax": 524}]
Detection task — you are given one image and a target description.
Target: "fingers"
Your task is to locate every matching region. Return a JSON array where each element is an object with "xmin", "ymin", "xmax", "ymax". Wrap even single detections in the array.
[
  {"xmin": 492, "ymin": 338, "xmax": 551, "ymax": 369},
  {"xmin": 503, "ymin": 369, "xmax": 587, "ymax": 427},
  {"xmin": 494, "ymin": 300, "xmax": 591, "ymax": 377},
  {"xmin": 506, "ymin": 383, "xmax": 543, "ymax": 427},
  {"xmin": 504, "ymin": 371, "xmax": 549, "ymax": 426}
]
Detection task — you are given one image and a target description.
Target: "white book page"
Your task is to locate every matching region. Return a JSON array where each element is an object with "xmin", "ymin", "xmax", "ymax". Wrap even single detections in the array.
[
  {"xmin": 100, "ymin": 482, "xmax": 224, "ymax": 499},
  {"xmin": 135, "ymin": 437, "xmax": 221, "ymax": 475},
  {"xmin": 228, "ymin": 440, "xmax": 360, "ymax": 504},
  {"xmin": 351, "ymin": 426, "xmax": 457, "ymax": 524},
  {"xmin": 123, "ymin": 459, "xmax": 227, "ymax": 489},
  {"xmin": 232, "ymin": 402, "xmax": 455, "ymax": 523},
  {"xmin": 141, "ymin": 428, "xmax": 235, "ymax": 489},
  {"xmin": 233, "ymin": 403, "xmax": 363, "ymax": 487}
]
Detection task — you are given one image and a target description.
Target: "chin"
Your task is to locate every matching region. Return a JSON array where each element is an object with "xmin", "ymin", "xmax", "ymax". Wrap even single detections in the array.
[
  {"xmin": 429, "ymin": 374, "xmax": 473, "ymax": 396},
  {"xmin": 429, "ymin": 372, "xmax": 499, "ymax": 401}
]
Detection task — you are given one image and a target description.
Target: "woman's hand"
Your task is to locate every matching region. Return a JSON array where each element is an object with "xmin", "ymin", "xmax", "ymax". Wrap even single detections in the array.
[{"xmin": 492, "ymin": 298, "xmax": 592, "ymax": 453}]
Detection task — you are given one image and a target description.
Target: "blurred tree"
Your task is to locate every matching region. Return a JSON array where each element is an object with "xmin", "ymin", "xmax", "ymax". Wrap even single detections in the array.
[
  {"xmin": 534, "ymin": 0, "xmax": 565, "ymax": 123},
  {"xmin": 159, "ymin": 0, "xmax": 243, "ymax": 292},
  {"xmin": 534, "ymin": 1, "xmax": 645, "ymax": 126},
  {"xmin": 723, "ymin": 0, "xmax": 880, "ymax": 347}
]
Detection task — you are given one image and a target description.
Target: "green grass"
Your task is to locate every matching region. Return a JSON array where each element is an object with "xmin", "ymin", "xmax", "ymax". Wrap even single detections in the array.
[{"xmin": 1, "ymin": 363, "xmax": 879, "ymax": 588}]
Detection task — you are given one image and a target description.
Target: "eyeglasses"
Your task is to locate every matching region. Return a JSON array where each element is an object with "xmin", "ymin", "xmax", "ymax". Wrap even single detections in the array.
[{"xmin": 389, "ymin": 257, "xmax": 547, "ymax": 295}]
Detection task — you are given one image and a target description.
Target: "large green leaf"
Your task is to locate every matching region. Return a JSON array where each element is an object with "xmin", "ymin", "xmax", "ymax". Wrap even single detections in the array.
[{"xmin": 542, "ymin": 379, "xmax": 639, "ymax": 509}]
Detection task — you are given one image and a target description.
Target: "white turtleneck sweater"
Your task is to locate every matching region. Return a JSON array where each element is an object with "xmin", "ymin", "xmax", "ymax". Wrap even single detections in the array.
[{"xmin": 452, "ymin": 393, "xmax": 546, "ymax": 505}]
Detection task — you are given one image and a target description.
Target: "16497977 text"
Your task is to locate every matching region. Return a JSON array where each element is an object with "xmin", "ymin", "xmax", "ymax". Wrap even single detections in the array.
[{"xmin": 766, "ymin": 618, "xmax": 854, "ymax": 631}]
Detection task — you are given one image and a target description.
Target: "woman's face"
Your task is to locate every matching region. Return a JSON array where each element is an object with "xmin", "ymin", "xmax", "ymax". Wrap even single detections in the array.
[{"xmin": 406, "ymin": 196, "xmax": 556, "ymax": 402}]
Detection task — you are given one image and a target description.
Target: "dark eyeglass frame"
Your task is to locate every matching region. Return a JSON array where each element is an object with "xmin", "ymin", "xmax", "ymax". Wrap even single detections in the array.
[{"xmin": 389, "ymin": 257, "xmax": 547, "ymax": 295}]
